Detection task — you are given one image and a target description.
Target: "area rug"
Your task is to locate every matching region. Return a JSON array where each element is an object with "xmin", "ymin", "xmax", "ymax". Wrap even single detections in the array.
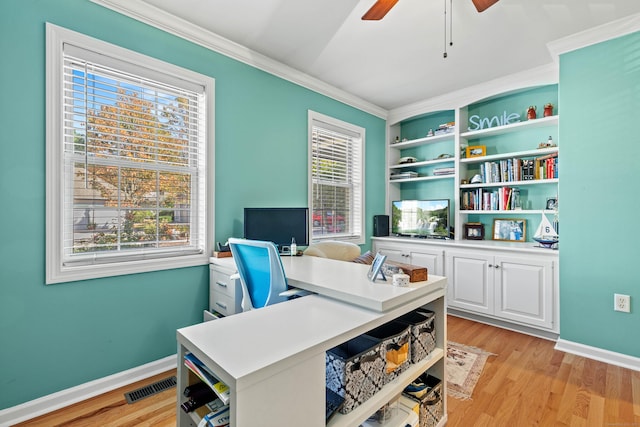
[{"xmin": 446, "ymin": 341, "xmax": 495, "ymax": 400}]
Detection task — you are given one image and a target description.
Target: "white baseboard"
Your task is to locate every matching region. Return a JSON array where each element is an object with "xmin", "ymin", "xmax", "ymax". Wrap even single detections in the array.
[
  {"xmin": 555, "ymin": 339, "xmax": 640, "ymax": 372},
  {"xmin": 0, "ymin": 355, "xmax": 176, "ymax": 427}
]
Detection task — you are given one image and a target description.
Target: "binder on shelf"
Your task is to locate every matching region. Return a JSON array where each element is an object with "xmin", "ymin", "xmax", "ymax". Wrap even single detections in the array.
[{"xmin": 184, "ymin": 353, "xmax": 230, "ymax": 405}]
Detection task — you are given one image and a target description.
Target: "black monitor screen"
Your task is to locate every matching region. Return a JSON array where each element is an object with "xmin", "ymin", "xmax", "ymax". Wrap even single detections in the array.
[{"xmin": 243, "ymin": 207, "xmax": 309, "ymax": 249}]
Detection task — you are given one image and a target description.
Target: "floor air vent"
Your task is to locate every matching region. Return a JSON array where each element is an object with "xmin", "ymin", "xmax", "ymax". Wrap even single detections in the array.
[{"xmin": 125, "ymin": 376, "xmax": 177, "ymax": 404}]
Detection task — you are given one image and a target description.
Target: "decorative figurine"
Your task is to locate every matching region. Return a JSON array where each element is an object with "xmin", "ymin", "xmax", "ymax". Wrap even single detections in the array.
[
  {"xmin": 527, "ymin": 106, "xmax": 537, "ymax": 120},
  {"xmin": 427, "ymin": 128, "xmax": 434, "ymax": 137},
  {"xmin": 543, "ymin": 103, "xmax": 553, "ymax": 117}
]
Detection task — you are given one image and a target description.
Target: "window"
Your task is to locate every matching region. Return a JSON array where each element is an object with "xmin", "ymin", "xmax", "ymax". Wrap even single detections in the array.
[
  {"xmin": 46, "ymin": 24, "xmax": 214, "ymax": 283},
  {"xmin": 308, "ymin": 111, "xmax": 364, "ymax": 244}
]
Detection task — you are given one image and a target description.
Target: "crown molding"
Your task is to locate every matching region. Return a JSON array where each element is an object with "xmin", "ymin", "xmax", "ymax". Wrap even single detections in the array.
[
  {"xmin": 387, "ymin": 62, "xmax": 558, "ymax": 125},
  {"xmin": 547, "ymin": 12, "xmax": 640, "ymax": 60},
  {"xmin": 90, "ymin": 0, "xmax": 388, "ymax": 119}
]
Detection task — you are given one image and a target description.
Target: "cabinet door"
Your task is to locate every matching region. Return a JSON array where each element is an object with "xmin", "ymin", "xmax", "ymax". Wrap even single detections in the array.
[
  {"xmin": 446, "ymin": 250, "xmax": 494, "ymax": 314},
  {"xmin": 376, "ymin": 245, "xmax": 407, "ymax": 264},
  {"xmin": 494, "ymin": 256, "xmax": 554, "ymax": 329},
  {"xmin": 410, "ymin": 249, "xmax": 444, "ymax": 276}
]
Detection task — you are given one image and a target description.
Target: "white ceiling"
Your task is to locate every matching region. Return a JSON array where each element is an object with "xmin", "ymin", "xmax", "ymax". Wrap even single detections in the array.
[{"xmin": 107, "ymin": 0, "xmax": 640, "ymax": 111}]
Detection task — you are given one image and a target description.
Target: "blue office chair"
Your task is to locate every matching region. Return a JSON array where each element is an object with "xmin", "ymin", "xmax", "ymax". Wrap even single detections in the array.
[{"xmin": 228, "ymin": 238, "xmax": 307, "ymax": 311}]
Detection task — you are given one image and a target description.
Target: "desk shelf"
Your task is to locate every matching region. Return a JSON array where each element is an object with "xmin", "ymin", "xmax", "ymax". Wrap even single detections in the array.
[{"xmin": 177, "ymin": 257, "xmax": 448, "ymax": 427}]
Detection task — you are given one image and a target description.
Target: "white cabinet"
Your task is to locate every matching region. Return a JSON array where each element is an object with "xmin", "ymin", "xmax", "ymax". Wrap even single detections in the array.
[
  {"xmin": 208, "ymin": 263, "xmax": 241, "ymax": 316},
  {"xmin": 374, "ymin": 240, "xmax": 444, "ymax": 276},
  {"xmin": 446, "ymin": 248, "xmax": 554, "ymax": 330},
  {"xmin": 372, "ymin": 237, "xmax": 558, "ymax": 334}
]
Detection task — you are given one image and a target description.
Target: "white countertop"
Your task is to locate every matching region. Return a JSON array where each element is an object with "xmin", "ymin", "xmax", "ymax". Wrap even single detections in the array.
[
  {"xmin": 210, "ymin": 255, "xmax": 446, "ymax": 312},
  {"xmin": 178, "ymin": 295, "xmax": 381, "ymax": 390},
  {"xmin": 372, "ymin": 235, "xmax": 560, "ymax": 255}
]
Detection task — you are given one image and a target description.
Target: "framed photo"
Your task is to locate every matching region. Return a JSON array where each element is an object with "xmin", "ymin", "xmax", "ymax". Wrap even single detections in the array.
[
  {"xmin": 492, "ymin": 218, "xmax": 526, "ymax": 242},
  {"xmin": 367, "ymin": 252, "xmax": 388, "ymax": 282},
  {"xmin": 466, "ymin": 145, "xmax": 486, "ymax": 158},
  {"xmin": 464, "ymin": 223, "xmax": 485, "ymax": 240},
  {"xmin": 546, "ymin": 197, "xmax": 558, "ymax": 210}
]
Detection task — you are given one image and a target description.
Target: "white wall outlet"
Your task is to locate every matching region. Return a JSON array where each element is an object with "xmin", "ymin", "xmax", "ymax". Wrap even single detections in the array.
[{"xmin": 614, "ymin": 294, "xmax": 631, "ymax": 313}]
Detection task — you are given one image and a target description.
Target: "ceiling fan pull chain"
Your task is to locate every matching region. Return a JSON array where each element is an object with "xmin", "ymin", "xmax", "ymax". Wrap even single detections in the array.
[
  {"xmin": 443, "ymin": 0, "xmax": 448, "ymax": 58},
  {"xmin": 450, "ymin": 0, "xmax": 454, "ymax": 47}
]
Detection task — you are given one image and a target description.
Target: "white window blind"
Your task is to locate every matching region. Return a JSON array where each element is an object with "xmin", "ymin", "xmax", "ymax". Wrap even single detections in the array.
[
  {"xmin": 309, "ymin": 112, "xmax": 364, "ymax": 243},
  {"xmin": 46, "ymin": 24, "xmax": 214, "ymax": 283}
]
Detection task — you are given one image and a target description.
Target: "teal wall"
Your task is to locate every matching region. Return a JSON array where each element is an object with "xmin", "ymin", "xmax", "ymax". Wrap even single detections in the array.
[
  {"xmin": 559, "ymin": 31, "xmax": 640, "ymax": 356},
  {"xmin": 0, "ymin": 0, "xmax": 386, "ymax": 409}
]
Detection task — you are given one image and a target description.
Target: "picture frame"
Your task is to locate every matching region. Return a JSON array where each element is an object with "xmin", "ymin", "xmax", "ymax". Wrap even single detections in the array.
[
  {"xmin": 367, "ymin": 252, "xmax": 388, "ymax": 282},
  {"xmin": 466, "ymin": 145, "xmax": 486, "ymax": 158},
  {"xmin": 546, "ymin": 197, "xmax": 558, "ymax": 210},
  {"xmin": 492, "ymin": 218, "xmax": 526, "ymax": 242},
  {"xmin": 464, "ymin": 222, "xmax": 485, "ymax": 240}
]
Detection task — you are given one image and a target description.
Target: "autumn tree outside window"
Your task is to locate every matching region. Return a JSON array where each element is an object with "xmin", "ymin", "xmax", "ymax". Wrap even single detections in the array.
[{"xmin": 46, "ymin": 24, "xmax": 214, "ymax": 283}]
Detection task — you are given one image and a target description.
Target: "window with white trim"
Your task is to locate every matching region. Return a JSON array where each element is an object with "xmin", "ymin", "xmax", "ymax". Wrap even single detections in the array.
[
  {"xmin": 46, "ymin": 24, "xmax": 214, "ymax": 283},
  {"xmin": 308, "ymin": 111, "xmax": 364, "ymax": 244}
]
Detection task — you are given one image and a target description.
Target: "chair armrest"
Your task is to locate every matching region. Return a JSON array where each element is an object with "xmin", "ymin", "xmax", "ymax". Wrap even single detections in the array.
[{"xmin": 280, "ymin": 288, "xmax": 313, "ymax": 298}]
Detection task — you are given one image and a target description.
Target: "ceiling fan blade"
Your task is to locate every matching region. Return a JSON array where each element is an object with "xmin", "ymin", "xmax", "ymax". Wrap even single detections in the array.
[
  {"xmin": 471, "ymin": 0, "xmax": 499, "ymax": 12},
  {"xmin": 362, "ymin": 0, "xmax": 399, "ymax": 20}
]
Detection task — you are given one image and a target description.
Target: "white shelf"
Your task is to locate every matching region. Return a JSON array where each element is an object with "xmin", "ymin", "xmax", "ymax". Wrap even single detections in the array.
[
  {"xmin": 390, "ymin": 157, "xmax": 454, "ymax": 169},
  {"xmin": 459, "ymin": 209, "xmax": 557, "ymax": 215},
  {"xmin": 327, "ymin": 348, "xmax": 444, "ymax": 427},
  {"xmin": 460, "ymin": 115, "xmax": 558, "ymax": 139},
  {"xmin": 390, "ymin": 174, "xmax": 455, "ymax": 183},
  {"xmin": 390, "ymin": 132, "xmax": 454, "ymax": 149},
  {"xmin": 460, "ymin": 147, "xmax": 558, "ymax": 164},
  {"xmin": 460, "ymin": 178, "xmax": 558, "ymax": 188}
]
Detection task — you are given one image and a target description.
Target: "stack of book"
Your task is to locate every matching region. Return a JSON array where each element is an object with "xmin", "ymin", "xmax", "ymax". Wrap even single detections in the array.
[{"xmin": 433, "ymin": 167, "xmax": 455, "ymax": 176}]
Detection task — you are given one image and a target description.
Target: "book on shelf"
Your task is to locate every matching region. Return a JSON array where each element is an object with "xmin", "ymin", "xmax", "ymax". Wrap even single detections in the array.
[
  {"xmin": 433, "ymin": 167, "xmax": 455, "ymax": 176},
  {"xmin": 184, "ymin": 353, "xmax": 230, "ymax": 405},
  {"xmin": 534, "ymin": 153, "xmax": 558, "ymax": 180},
  {"xmin": 201, "ymin": 404, "xmax": 230, "ymax": 427},
  {"xmin": 477, "ymin": 155, "xmax": 557, "ymax": 183},
  {"xmin": 461, "ymin": 186, "xmax": 521, "ymax": 211}
]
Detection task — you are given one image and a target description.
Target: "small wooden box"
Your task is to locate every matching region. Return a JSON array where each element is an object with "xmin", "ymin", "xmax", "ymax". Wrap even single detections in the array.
[
  {"xmin": 212, "ymin": 250, "xmax": 232, "ymax": 258},
  {"xmin": 385, "ymin": 261, "xmax": 428, "ymax": 283}
]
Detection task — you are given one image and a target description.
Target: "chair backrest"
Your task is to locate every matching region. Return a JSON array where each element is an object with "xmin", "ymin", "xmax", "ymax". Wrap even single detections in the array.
[{"xmin": 228, "ymin": 238, "xmax": 289, "ymax": 311}]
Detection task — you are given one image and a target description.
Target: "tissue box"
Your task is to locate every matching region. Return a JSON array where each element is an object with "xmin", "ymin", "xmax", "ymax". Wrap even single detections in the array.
[{"xmin": 385, "ymin": 261, "xmax": 428, "ymax": 282}]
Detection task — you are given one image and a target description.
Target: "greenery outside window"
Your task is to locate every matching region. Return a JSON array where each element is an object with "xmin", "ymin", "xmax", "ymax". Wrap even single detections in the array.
[
  {"xmin": 46, "ymin": 24, "xmax": 214, "ymax": 283},
  {"xmin": 308, "ymin": 111, "xmax": 364, "ymax": 244}
]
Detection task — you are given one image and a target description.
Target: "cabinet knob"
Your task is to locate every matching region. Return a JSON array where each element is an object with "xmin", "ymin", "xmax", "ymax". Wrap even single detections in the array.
[{"xmin": 494, "ymin": 264, "xmax": 500, "ymax": 269}]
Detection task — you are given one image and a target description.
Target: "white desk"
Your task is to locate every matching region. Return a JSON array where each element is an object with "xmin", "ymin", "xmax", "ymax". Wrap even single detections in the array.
[
  {"xmin": 178, "ymin": 256, "xmax": 448, "ymax": 427},
  {"xmin": 210, "ymin": 255, "xmax": 437, "ymax": 312}
]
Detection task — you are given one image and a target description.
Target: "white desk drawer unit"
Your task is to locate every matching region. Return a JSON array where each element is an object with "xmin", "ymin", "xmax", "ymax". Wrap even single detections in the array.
[{"xmin": 209, "ymin": 264, "xmax": 242, "ymax": 316}]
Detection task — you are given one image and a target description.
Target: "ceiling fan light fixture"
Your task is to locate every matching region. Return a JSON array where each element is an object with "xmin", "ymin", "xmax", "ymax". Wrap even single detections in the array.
[{"xmin": 362, "ymin": 0, "xmax": 399, "ymax": 20}]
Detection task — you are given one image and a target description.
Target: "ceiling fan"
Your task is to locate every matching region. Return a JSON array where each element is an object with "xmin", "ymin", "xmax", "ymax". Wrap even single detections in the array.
[{"xmin": 361, "ymin": 0, "xmax": 498, "ymax": 20}]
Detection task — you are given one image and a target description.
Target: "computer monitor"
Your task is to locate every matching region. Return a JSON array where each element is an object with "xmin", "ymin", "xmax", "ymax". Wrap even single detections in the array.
[{"xmin": 243, "ymin": 207, "xmax": 309, "ymax": 251}]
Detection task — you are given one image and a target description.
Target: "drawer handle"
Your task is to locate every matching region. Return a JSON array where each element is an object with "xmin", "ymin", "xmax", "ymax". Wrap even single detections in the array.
[
  {"xmin": 215, "ymin": 302, "xmax": 227, "ymax": 309},
  {"xmin": 216, "ymin": 281, "xmax": 227, "ymax": 288}
]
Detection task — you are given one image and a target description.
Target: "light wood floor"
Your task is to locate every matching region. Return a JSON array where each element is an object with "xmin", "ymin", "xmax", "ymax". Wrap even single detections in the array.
[{"xmin": 16, "ymin": 316, "xmax": 640, "ymax": 426}]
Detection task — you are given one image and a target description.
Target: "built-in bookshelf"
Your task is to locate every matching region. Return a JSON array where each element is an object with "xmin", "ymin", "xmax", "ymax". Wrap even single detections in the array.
[{"xmin": 386, "ymin": 83, "xmax": 559, "ymax": 244}]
